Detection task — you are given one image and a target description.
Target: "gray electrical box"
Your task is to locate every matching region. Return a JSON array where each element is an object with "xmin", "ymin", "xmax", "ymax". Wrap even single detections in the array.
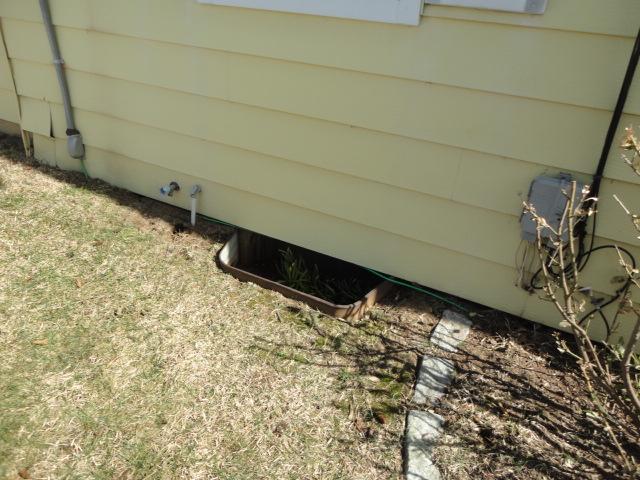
[{"xmin": 521, "ymin": 174, "xmax": 585, "ymax": 243}]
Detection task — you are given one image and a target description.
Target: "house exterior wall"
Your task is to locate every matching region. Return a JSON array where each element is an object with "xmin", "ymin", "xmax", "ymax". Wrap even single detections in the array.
[
  {"xmin": 1, "ymin": 0, "xmax": 639, "ymax": 340},
  {"xmin": 0, "ymin": 22, "xmax": 19, "ymax": 132}
]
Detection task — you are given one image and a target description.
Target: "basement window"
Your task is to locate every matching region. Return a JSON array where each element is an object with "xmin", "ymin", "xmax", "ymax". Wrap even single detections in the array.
[
  {"xmin": 197, "ymin": 0, "xmax": 424, "ymax": 25},
  {"xmin": 425, "ymin": 0, "xmax": 547, "ymax": 14}
]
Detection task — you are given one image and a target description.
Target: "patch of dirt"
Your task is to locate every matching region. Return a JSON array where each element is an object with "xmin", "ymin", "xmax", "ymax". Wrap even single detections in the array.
[{"xmin": 428, "ymin": 311, "xmax": 639, "ymax": 480}]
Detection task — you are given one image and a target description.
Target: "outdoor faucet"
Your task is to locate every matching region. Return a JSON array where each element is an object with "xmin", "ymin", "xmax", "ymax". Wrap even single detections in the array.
[{"xmin": 160, "ymin": 181, "xmax": 180, "ymax": 197}]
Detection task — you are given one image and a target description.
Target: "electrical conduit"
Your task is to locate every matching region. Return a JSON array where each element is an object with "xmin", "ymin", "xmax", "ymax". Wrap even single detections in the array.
[{"xmin": 38, "ymin": 0, "xmax": 87, "ymax": 174}]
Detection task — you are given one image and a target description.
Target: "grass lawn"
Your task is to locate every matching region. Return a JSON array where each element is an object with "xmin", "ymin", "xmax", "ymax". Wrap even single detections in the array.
[
  {"xmin": 1, "ymin": 134, "xmax": 632, "ymax": 480},
  {"xmin": 0, "ymin": 135, "xmax": 430, "ymax": 479}
]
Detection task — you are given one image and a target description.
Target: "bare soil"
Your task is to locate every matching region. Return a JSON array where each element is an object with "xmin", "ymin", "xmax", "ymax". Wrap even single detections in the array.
[{"xmin": 425, "ymin": 310, "xmax": 640, "ymax": 480}]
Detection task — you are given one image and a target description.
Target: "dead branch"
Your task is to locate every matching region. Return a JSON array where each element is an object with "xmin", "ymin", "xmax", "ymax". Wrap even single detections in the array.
[{"xmin": 524, "ymin": 144, "xmax": 640, "ymax": 472}]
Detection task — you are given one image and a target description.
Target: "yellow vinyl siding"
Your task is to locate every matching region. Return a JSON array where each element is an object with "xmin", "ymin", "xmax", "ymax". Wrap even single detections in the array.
[
  {"xmin": 0, "ymin": 24, "xmax": 19, "ymax": 125},
  {"xmin": 40, "ymin": 97, "xmax": 525, "ymax": 269},
  {"xmin": 17, "ymin": 95, "xmax": 640, "ymax": 302},
  {"xmin": 19, "ymin": 95, "xmax": 50, "ymax": 137},
  {"xmin": 31, "ymin": 133, "xmax": 57, "ymax": 166},
  {"xmin": 10, "ymin": 60, "xmax": 640, "ymax": 248},
  {"xmin": 26, "ymin": 133, "xmax": 535, "ymax": 320},
  {"xmin": 0, "ymin": 60, "xmax": 15, "ymax": 91},
  {"xmin": 9, "ymin": 59, "xmax": 640, "ymax": 189},
  {"xmin": 3, "ymin": 16, "xmax": 640, "ymax": 114},
  {"xmin": 2, "ymin": 23, "xmax": 639, "ymax": 174},
  {"xmin": 2, "ymin": 0, "xmax": 639, "ymax": 37},
  {"xmin": 425, "ymin": 0, "xmax": 640, "ymax": 37},
  {"xmin": 1, "ymin": 1, "xmax": 639, "ymax": 342},
  {"xmin": 30, "ymin": 131, "xmax": 630, "ymax": 343},
  {"xmin": 0, "ymin": 88, "xmax": 18, "ymax": 124}
]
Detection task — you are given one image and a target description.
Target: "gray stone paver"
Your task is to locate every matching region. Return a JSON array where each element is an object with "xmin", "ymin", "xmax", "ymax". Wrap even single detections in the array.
[
  {"xmin": 430, "ymin": 309, "xmax": 472, "ymax": 352},
  {"xmin": 412, "ymin": 356, "xmax": 455, "ymax": 405},
  {"xmin": 405, "ymin": 410, "xmax": 443, "ymax": 480},
  {"xmin": 405, "ymin": 310, "xmax": 473, "ymax": 479}
]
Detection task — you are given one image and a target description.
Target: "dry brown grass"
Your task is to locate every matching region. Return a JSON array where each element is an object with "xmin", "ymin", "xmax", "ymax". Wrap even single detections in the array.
[
  {"xmin": 0, "ymin": 134, "xmax": 437, "ymax": 480},
  {"xmin": 2, "ymin": 133, "xmax": 617, "ymax": 480}
]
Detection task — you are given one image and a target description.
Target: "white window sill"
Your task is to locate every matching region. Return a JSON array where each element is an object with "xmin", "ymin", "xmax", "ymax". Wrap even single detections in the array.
[
  {"xmin": 197, "ymin": 0, "xmax": 424, "ymax": 25},
  {"xmin": 425, "ymin": 0, "xmax": 547, "ymax": 14}
]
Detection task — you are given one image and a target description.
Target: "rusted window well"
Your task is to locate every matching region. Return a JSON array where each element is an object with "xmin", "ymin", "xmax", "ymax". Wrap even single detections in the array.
[{"xmin": 217, "ymin": 230, "xmax": 393, "ymax": 320}]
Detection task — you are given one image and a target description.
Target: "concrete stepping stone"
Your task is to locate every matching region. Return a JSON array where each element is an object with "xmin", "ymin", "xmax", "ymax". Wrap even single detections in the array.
[
  {"xmin": 430, "ymin": 309, "xmax": 472, "ymax": 352},
  {"xmin": 412, "ymin": 356, "xmax": 455, "ymax": 406},
  {"xmin": 403, "ymin": 310, "xmax": 472, "ymax": 480},
  {"xmin": 405, "ymin": 410, "xmax": 443, "ymax": 480}
]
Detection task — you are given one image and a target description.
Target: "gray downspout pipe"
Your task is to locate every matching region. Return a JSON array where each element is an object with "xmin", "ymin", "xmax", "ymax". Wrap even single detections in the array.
[{"xmin": 38, "ymin": 0, "xmax": 85, "ymax": 159}]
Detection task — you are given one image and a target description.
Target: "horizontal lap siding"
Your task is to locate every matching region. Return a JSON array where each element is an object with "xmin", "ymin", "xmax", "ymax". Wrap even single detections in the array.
[
  {"xmin": 425, "ymin": 0, "xmax": 640, "ymax": 37},
  {"xmin": 0, "ymin": 57, "xmax": 14, "ymax": 91},
  {"xmin": 3, "ymin": 21, "xmax": 639, "ymax": 188},
  {"xmin": 16, "ymin": 95, "xmax": 640, "ymax": 301},
  {"xmin": 8, "ymin": 58, "xmax": 640, "ymax": 246},
  {"xmin": 0, "ymin": 88, "xmax": 18, "ymax": 124},
  {"xmin": 2, "ymin": 16, "xmax": 639, "ymax": 114},
  {"xmin": 0, "ymin": 24, "xmax": 18, "ymax": 124},
  {"xmin": 32, "ymin": 132, "xmax": 530, "ymax": 312},
  {"xmin": 1, "ymin": 0, "xmax": 639, "ymax": 37},
  {"xmin": 28, "ymin": 131, "xmax": 636, "ymax": 342},
  {"xmin": 23, "ymin": 95, "xmax": 522, "ymax": 269},
  {"xmin": 1, "ymin": 1, "xmax": 640, "ymax": 335},
  {"xmin": 18, "ymin": 95, "xmax": 49, "ymax": 136}
]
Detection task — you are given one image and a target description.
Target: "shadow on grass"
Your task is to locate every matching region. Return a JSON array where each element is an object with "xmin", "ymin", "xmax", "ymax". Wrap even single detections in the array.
[{"xmin": 251, "ymin": 293, "xmax": 635, "ymax": 479}]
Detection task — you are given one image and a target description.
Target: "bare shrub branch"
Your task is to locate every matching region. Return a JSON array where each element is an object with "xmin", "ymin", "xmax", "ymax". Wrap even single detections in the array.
[{"xmin": 523, "ymin": 126, "xmax": 640, "ymax": 475}]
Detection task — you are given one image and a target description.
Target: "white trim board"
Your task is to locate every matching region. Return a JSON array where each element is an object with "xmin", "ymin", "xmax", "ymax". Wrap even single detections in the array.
[
  {"xmin": 425, "ymin": 0, "xmax": 547, "ymax": 14},
  {"xmin": 197, "ymin": 0, "xmax": 424, "ymax": 25}
]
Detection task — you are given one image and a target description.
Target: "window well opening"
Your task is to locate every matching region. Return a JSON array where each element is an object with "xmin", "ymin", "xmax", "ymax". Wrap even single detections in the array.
[{"xmin": 218, "ymin": 230, "xmax": 393, "ymax": 319}]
